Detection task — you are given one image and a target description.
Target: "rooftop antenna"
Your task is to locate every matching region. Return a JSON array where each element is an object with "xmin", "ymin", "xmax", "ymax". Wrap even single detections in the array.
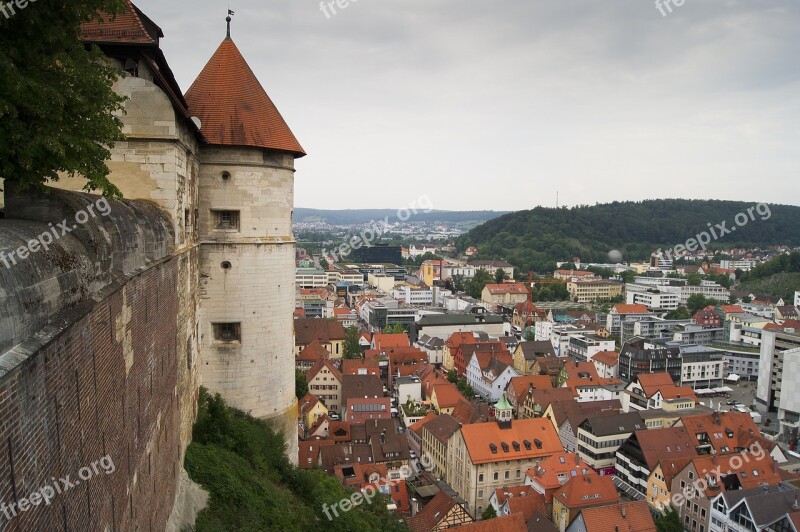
[{"xmin": 556, "ymin": 190, "xmax": 559, "ymax": 209}]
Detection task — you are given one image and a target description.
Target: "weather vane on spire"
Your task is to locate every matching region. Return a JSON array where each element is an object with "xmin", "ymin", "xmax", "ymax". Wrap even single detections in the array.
[{"xmin": 226, "ymin": 8, "xmax": 235, "ymax": 39}]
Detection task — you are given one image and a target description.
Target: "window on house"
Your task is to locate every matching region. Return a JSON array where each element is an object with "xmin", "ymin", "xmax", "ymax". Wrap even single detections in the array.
[
  {"xmin": 213, "ymin": 210, "xmax": 240, "ymax": 230},
  {"xmin": 213, "ymin": 322, "xmax": 241, "ymax": 342}
]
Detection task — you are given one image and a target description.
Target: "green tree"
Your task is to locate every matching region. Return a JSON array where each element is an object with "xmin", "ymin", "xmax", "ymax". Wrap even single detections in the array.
[
  {"xmin": 619, "ymin": 270, "xmax": 636, "ymax": 284},
  {"xmin": 295, "ymin": 370, "xmax": 308, "ymax": 399},
  {"xmin": 687, "ymin": 294, "xmax": 719, "ymax": 314},
  {"xmin": 343, "ymin": 326, "xmax": 362, "ymax": 359},
  {"xmin": 319, "ymin": 257, "xmax": 329, "ymax": 270},
  {"xmin": 187, "ymin": 389, "xmax": 406, "ymax": 532},
  {"xmin": 655, "ymin": 508, "xmax": 683, "ymax": 532},
  {"xmin": 451, "ymin": 273, "xmax": 466, "ymax": 293},
  {"xmin": 447, "ymin": 369, "xmax": 458, "ymax": 383},
  {"xmin": 494, "ymin": 268, "xmax": 507, "ymax": 284},
  {"xmin": 687, "ymin": 273, "xmax": 702, "ymax": 286},
  {"xmin": 666, "ymin": 306, "xmax": 691, "ymax": 320},
  {"xmin": 467, "ymin": 269, "xmax": 493, "ymax": 299},
  {"xmin": 481, "ymin": 505, "xmax": 497, "ymax": 520},
  {"xmin": 0, "ymin": 0, "xmax": 128, "ymax": 197}
]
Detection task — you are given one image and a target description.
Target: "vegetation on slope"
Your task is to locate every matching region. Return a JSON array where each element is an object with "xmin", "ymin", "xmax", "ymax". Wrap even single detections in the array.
[
  {"xmin": 457, "ymin": 200, "xmax": 800, "ymax": 273},
  {"xmin": 737, "ymin": 252, "xmax": 800, "ymax": 300},
  {"xmin": 185, "ymin": 388, "xmax": 407, "ymax": 532}
]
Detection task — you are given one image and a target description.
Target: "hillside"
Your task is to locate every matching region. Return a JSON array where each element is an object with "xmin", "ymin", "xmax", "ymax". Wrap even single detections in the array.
[
  {"xmin": 294, "ymin": 208, "xmax": 508, "ymax": 225},
  {"xmin": 457, "ymin": 199, "xmax": 800, "ymax": 273},
  {"xmin": 185, "ymin": 389, "xmax": 407, "ymax": 532}
]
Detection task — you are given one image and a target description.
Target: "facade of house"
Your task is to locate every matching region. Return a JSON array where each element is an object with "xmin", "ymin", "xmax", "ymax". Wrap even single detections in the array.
[
  {"xmin": 481, "ymin": 284, "xmax": 530, "ymax": 307},
  {"xmin": 306, "ymin": 358, "xmax": 342, "ymax": 413},
  {"xmin": 576, "ymin": 412, "xmax": 646, "ymax": 476},
  {"xmin": 446, "ymin": 401, "xmax": 564, "ymax": 518}
]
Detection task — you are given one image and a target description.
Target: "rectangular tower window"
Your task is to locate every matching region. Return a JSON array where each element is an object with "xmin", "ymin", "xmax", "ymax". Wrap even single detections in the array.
[
  {"xmin": 212, "ymin": 210, "xmax": 240, "ymax": 231},
  {"xmin": 213, "ymin": 322, "xmax": 241, "ymax": 342}
]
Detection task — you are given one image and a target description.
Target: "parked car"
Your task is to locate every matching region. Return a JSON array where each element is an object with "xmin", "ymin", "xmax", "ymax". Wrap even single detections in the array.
[{"xmin": 409, "ymin": 450, "xmax": 417, "ymax": 459}]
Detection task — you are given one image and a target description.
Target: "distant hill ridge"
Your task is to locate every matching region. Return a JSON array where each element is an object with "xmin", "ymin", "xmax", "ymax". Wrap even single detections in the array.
[
  {"xmin": 456, "ymin": 199, "xmax": 800, "ymax": 273},
  {"xmin": 294, "ymin": 208, "xmax": 509, "ymax": 225}
]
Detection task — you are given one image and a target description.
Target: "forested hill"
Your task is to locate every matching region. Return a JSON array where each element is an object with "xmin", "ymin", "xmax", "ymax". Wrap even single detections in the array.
[{"xmin": 456, "ymin": 199, "xmax": 800, "ymax": 273}]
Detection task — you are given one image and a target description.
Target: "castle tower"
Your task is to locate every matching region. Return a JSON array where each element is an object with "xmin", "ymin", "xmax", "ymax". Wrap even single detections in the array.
[{"xmin": 185, "ymin": 19, "xmax": 305, "ymax": 462}]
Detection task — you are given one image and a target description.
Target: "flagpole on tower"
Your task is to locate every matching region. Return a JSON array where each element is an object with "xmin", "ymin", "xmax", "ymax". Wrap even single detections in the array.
[{"xmin": 226, "ymin": 7, "xmax": 235, "ymax": 39}]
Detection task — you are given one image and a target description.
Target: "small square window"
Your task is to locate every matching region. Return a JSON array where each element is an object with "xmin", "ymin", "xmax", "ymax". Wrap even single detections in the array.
[
  {"xmin": 213, "ymin": 210, "xmax": 240, "ymax": 230},
  {"xmin": 213, "ymin": 322, "xmax": 241, "ymax": 342}
]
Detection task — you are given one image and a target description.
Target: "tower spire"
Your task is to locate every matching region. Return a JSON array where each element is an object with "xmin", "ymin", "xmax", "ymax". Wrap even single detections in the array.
[{"xmin": 226, "ymin": 9, "xmax": 234, "ymax": 39}]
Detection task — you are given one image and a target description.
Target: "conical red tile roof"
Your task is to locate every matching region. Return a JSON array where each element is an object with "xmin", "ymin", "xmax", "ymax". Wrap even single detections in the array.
[
  {"xmin": 81, "ymin": 0, "xmax": 163, "ymax": 46},
  {"xmin": 185, "ymin": 37, "xmax": 305, "ymax": 156}
]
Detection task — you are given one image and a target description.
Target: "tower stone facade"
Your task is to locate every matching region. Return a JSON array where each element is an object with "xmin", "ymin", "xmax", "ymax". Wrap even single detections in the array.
[{"xmin": 49, "ymin": 2, "xmax": 304, "ymax": 461}]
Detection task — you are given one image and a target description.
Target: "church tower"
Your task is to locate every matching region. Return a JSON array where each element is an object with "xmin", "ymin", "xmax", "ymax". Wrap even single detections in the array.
[{"xmin": 186, "ymin": 18, "xmax": 305, "ymax": 462}]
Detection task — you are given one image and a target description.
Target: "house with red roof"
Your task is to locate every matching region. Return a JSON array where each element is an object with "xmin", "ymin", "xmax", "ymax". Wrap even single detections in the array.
[
  {"xmin": 552, "ymin": 475, "xmax": 619, "ymax": 531},
  {"xmin": 306, "ymin": 358, "xmax": 342, "ymax": 413},
  {"xmin": 447, "ymin": 399, "xmax": 565, "ymax": 518},
  {"xmin": 481, "ymin": 283, "xmax": 529, "ymax": 307},
  {"xmin": 566, "ymin": 501, "xmax": 656, "ymax": 532}
]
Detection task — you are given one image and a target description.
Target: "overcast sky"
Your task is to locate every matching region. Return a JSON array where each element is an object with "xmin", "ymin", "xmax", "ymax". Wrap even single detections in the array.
[{"xmin": 135, "ymin": 0, "xmax": 800, "ymax": 211}]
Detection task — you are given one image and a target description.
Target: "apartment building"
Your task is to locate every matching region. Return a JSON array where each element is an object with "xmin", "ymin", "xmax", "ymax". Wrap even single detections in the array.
[
  {"xmin": 566, "ymin": 279, "xmax": 624, "ymax": 304},
  {"xmin": 756, "ymin": 328, "xmax": 800, "ymax": 414},
  {"xmin": 420, "ymin": 414, "xmax": 461, "ymax": 479},
  {"xmin": 619, "ymin": 337, "xmax": 681, "ymax": 384},
  {"xmin": 576, "ymin": 412, "xmax": 645, "ymax": 476}
]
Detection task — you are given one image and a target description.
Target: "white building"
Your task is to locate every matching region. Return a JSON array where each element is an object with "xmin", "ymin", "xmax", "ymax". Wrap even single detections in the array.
[
  {"xmin": 680, "ymin": 345, "xmax": 725, "ymax": 389},
  {"xmin": 466, "ymin": 353, "xmax": 520, "ymax": 403},
  {"xmin": 795, "ymin": 291, "xmax": 800, "ymax": 307},
  {"xmin": 296, "ymin": 268, "xmax": 328, "ymax": 288},
  {"xmin": 394, "ymin": 376, "xmax": 423, "ymax": 404},
  {"xmin": 624, "ymin": 284, "xmax": 680, "ymax": 310},
  {"xmin": 719, "ymin": 259, "xmax": 759, "ymax": 271},
  {"xmin": 391, "ymin": 286, "xmax": 451, "ymax": 306}
]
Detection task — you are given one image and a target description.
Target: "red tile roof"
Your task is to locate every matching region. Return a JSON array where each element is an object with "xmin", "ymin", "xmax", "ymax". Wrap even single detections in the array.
[
  {"xmin": 575, "ymin": 501, "xmax": 656, "ymax": 532},
  {"xmin": 611, "ymin": 304, "xmax": 650, "ymax": 315},
  {"xmin": 80, "ymin": 0, "xmax": 162, "ymax": 45},
  {"xmin": 407, "ymin": 489, "xmax": 470, "ymax": 532},
  {"xmin": 306, "ymin": 358, "xmax": 341, "ymax": 383},
  {"xmin": 636, "ymin": 372, "xmax": 676, "ymax": 397},
  {"xmin": 408, "ymin": 412, "xmax": 438, "ymax": 437},
  {"xmin": 526, "ymin": 452, "xmax": 594, "ymax": 495},
  {"xmin": 484, "ymin": 283, "xmax": 528, "ymax": 295},
  {"xmin": 460, "ymin": 418, "xmax": 564, "ymax": 465},
  {"xmin": 553, "ymin": 474, "xmax": 618, "ymax": 509},
  {"xmin": 451, "ymin": 512, "xmax": 526, "ymax": 532},
  {"xmin": 372, "ymin": 333, "xmax": 411, "ymax": 350},
  {"xmin": 297, "ymin": 339, "xmax": 330, "ymax": 362},
  {"xmin": 592, "ymin": 350, "xmax": 619, "ymax": 367},
  {"xmin": 432, "ymin": 383, "xmax": 465, "ymax": 409},
  {"xmin": 185, "ymin": 37, "xmax": 305, "ymax": 155}
]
